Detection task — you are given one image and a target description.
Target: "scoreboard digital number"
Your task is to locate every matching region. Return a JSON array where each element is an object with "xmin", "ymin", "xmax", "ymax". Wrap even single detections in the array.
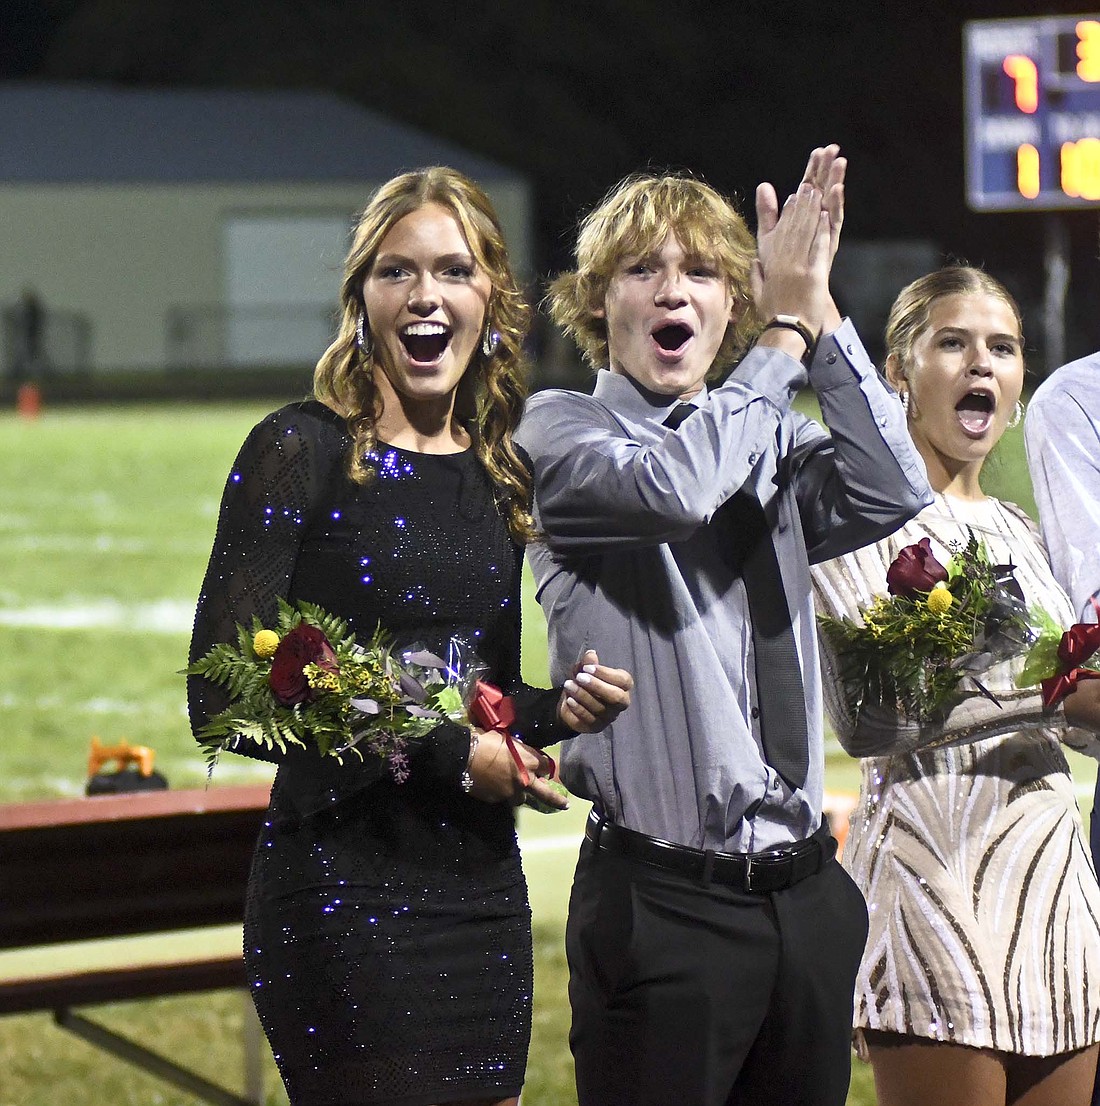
[{"xmin": 965, "ymin": 14, "xmax": 1100, "ymax": 211}]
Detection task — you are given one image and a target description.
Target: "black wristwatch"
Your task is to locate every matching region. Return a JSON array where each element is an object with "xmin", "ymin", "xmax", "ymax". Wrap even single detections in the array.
[{"xmin": 761, "ymin": 314, "xmax": 817, "ymax": 360}]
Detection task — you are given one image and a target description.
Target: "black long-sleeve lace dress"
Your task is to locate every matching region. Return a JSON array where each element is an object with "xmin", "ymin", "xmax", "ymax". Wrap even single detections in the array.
[{"xmin": 188, "ymin": 401, "xmax": 567, "ymax": 1106}]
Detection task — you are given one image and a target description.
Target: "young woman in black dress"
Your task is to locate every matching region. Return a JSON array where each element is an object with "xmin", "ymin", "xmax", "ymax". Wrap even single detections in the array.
[{"xmin": 188, "ymin": 167, "xmax": 632, "ymax": 1106}]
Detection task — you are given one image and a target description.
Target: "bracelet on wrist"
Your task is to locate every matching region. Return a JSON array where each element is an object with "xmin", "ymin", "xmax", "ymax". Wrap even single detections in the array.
[
  {"xmin": 460, "ymin": 730, "xmax": 479, "ymax": 794},
  {"xmin": 761, "ymin": 314, "xmax": 817, "ymax": 360}
]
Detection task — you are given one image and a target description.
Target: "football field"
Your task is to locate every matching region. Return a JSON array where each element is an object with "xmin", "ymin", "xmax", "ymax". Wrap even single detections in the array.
[
  {"xmin": 0, "ymin": 400, "xmax": 1090, "ymax": 1105},
  {"xmin": 0, "ymin": 401, "xmax": 601, "ymax": 1105}
]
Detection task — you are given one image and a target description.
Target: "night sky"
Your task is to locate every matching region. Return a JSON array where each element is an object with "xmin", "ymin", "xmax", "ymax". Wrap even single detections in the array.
[{"xmin": 6, "ymin": 0, "xmax": 1100, "ymax": 364}]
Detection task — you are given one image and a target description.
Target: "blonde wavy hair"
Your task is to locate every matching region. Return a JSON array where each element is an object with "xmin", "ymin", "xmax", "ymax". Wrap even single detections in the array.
[
  {"xmin": 885, "ymin": 265, "xmax": 1024, "ymax": 379},
  {"xmin": 547, "ymin": 173, "xmax": 760, "ymax": 375},
  {"xmin": 313, "ymin": 167, "xmax": 534, "ymax": 542}
]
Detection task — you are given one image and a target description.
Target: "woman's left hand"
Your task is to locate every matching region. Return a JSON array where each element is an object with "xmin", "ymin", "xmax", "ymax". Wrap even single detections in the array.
[
  {"xmin": 558, "ymin": 649, "xmax": 633, "ymax": 733},
  {"xmin": 466, "ymin": 726, "xmax": 566, "ymax": 807}
]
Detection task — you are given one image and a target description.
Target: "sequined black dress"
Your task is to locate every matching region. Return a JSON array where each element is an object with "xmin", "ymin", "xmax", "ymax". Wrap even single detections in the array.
[{"xmin": 188, "ymin": 401, "xmax": 567, "ymax": 1106}]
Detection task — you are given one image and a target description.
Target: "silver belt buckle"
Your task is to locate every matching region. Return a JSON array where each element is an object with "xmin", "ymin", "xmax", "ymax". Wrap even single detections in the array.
[
  {"xmin": 744, "ymin": 854, "xmax": 757, "ymax": 892},
  {"xmin": 744, "ymin": 843, "xmax": 797, "ymax": 892}
]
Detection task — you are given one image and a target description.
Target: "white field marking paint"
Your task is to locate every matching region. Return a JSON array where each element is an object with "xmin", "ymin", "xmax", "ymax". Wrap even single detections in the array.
[
  {"xmin": 0, "ymin": 493, "xmax": 220, "ymax": 515},
  {"xmin": 0, "ymin": 534, "xmax": 210, "ymax": 555},
  {"xmin": 0, "ymin": 692, "xmax": 183, "ymax": 716},
  {"xmin": 0, "ymin": 598, "xmax": 194, "ymax": 633},
  {"xmin": 4, "ymin": 487, "xmax": 116, "ymax": 505}
]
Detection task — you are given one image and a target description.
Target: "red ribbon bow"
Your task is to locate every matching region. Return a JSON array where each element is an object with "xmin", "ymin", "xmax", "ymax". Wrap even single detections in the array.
[
  {"xmin": 1041, "ymin": 621, "xmax": 1100, "ymax": 710},
  {"xmin": 469, "ymin": 680, "xmax": 555, "ymax": 787},
  {"xmin": 471, "ymin": 680, "xmax": 517, "ymax": 732}
]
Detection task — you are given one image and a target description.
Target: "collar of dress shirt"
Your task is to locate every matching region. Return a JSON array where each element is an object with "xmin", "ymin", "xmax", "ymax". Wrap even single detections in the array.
[{"xmin": 591, "ymin": 369, "xmax": 706, "ymax": 424}]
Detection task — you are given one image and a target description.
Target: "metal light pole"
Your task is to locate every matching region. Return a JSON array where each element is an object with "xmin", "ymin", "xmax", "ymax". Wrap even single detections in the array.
[{"xmin": 1043, "ymin": 212, "xmax": 1069, "ymax": 375}]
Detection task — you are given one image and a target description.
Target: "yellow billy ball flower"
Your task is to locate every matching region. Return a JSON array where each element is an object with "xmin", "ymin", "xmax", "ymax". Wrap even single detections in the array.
[
  {"xmin": 253, "ymin": 629, "xmax": 281, "ymax": 658},
  {"xmin": 926, "ymin": 584, "xmax": 954, "ymax": 615}
]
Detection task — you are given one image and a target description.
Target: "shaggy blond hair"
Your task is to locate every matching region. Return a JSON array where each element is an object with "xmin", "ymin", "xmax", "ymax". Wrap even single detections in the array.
[
  {"xmin": 548, "ymin": 174, "xmax": 760, "ymax": 374},
  {"xmin": 313, "ymin": 167, "xmax": 534, "ymax": 542}
]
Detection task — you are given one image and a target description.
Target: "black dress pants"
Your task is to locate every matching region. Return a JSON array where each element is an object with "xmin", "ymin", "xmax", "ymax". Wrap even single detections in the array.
[{"xmin": 566, "ymin": 834, "xmax": 868, "ymax": 1106}]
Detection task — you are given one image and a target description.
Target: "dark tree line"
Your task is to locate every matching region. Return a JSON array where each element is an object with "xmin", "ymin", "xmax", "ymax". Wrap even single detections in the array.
[{"xmin": 7, "ymin": 0, "xmax": 1099, "ymax": 357}]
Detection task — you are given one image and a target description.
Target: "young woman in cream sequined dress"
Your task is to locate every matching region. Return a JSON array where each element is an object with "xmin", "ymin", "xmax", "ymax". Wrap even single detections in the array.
[{"xmin": 812, "ymin": 267, "xmax": 1100, "ymax": 1106}]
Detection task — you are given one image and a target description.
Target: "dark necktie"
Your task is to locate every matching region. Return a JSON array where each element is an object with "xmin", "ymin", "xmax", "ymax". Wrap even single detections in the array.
[{"xmin": 663, "ymin": 403, "xmax": 808, "ymax": 790}]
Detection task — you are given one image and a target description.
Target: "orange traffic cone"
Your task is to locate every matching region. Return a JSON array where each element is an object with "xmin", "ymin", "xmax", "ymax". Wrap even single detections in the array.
[{"xmin": 823, "ymin": 790, "xmax": 858, "ymax": 860}]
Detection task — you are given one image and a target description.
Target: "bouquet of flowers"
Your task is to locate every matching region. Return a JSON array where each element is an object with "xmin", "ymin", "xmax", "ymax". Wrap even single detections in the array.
[
  {"xmin": 187, "ymin": 599, "xmax": 475, "ymax": 780},
  {"xmin": 818, "ymin": 532, "xmax": 1036, "ymax": 725},
  {"xmin": 1016, "ymin": 603, "xmax": 1100, "ymax": 710},
  {"xmin": 188, "ymin": 600, "xmax": 569, "ymax": 809}
]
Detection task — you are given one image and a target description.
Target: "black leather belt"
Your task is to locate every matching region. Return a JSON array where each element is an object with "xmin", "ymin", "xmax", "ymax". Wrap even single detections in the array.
[{"xmin": 584, "ymin": 810, "xmax": 836, "ymax": 893}]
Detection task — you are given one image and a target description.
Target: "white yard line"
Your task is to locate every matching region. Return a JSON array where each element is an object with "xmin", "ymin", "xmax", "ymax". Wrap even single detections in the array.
[
  {"xmin": 0, "ymin": 598, "xmax": 194, "ymax": 633},
  {"xmin": 0, "ymin": 534, "xmax": 210, "ymax": 555},
  {"xmin": 0, "ymin": 692, "xmax": 186, "ymax": 716}
]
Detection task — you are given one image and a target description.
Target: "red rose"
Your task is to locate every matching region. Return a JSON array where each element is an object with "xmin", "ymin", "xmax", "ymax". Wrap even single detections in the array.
[
  {"xmin": 1057, "ymin": 622, "xmax": 1100, "ymax": 669},
  {"xmin": 886, "ymin": 538, "xmax": 950, "ymax": 598},
  {"xmin": 268, "ymin": 623, "xmax": 339, "ymax": 705}
]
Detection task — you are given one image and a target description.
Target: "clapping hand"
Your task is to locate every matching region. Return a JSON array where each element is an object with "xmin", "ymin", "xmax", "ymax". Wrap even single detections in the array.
[
  {"xmin": 753, "ymin": 145, "xmax": 846, "ymax": 341},
  {"xmin": 757, "ymin": 144, "xmax": 846, "ymax": 271}
]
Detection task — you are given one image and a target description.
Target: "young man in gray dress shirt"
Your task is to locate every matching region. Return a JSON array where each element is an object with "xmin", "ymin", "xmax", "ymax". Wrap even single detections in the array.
[{"xmin": 515, "ymin": 147, "xmax": 932, "ymax": 1106}]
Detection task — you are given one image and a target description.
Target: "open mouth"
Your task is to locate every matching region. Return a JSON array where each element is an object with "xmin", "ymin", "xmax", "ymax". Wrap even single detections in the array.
[
  {"xmin": 400, "ymin": 322, "xmax": 451, "ymax": 364},
  {"xmin": 955, "ymin": 390, "xmax": 995, "ymax": 436},
  {"xmin": 651, "ymin": 323, "xmax": 693, "ymax": 355}
]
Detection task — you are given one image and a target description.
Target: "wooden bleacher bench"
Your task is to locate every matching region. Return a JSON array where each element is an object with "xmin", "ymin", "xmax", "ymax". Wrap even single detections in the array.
[{"xmin": 0, "ymin": 784, "xmax": 271, "ymax": 1106}]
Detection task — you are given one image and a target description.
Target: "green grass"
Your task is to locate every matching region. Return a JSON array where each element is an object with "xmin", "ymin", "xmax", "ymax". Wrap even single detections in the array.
[
  {"xmin": 0, "ymin": 398, "xmax": 1091, "ymax": 1105},
  {"xmin": 0, "ymin": 404, "xmax": 277, "ymax": 798}
]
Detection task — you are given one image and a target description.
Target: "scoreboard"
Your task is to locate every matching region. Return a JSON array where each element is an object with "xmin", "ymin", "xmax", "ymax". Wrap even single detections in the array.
[{"xmin": 965, "ymin": 14, "xmax": 1100, "ymax": 211}]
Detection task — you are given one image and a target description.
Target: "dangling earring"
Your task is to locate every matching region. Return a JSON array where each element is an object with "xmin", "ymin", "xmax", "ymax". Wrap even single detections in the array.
[
  {"xmin": 356, "ymin": 313, "xmax": 373, "ymax": 356},
  {"xmin": 898, "ymin": 379, "xmax": 919, "ymax": 420},
  {"xmin": 481, "ymin": 320, "xmax": 500, "ymax": 358},
  {"xmin": 1008, "ymin": 399, "xmax": 1024, "ymax": 429}
]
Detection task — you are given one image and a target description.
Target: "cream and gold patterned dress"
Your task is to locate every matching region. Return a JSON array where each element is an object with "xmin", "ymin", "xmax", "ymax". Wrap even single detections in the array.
[{"xmin": 813, "ymin": 492, "xmax": 1100, "ymax": 1056}]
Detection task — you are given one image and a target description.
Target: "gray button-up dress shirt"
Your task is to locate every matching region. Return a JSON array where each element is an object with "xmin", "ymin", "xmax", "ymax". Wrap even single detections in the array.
[
  {"xmin": 1026, "ymin": 353, "xmax": 1100, "ymax": 625},
  {"xmin": 516, "ymin": 320, "xmax": 932, "ymax": 852}
]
